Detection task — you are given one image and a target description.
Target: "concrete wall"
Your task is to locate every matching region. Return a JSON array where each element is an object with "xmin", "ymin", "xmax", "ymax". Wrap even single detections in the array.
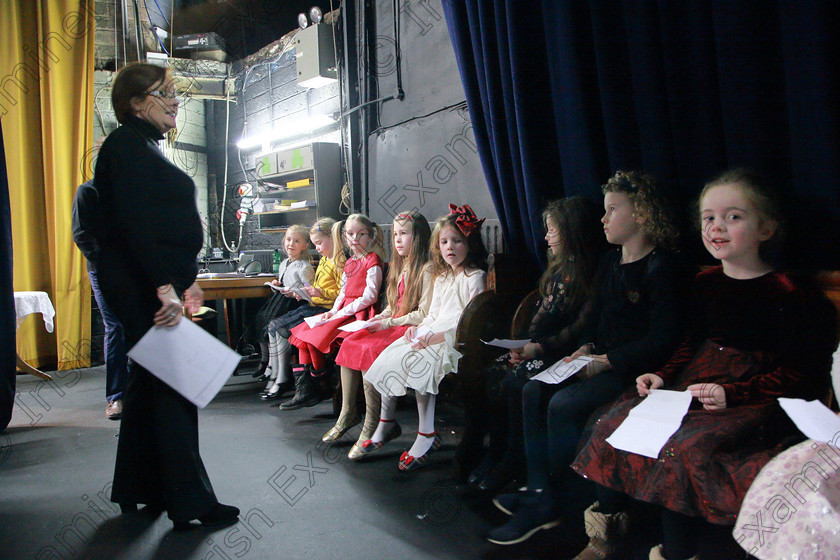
[{"xmin": 364, "ymin": 0, "xmax": 496, "ymax": 226}]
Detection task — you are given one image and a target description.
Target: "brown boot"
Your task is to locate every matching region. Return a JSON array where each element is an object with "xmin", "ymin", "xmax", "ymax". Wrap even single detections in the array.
[
  {"xmin": 572, "ymin": 502, "xmax": 628, "ymax": 560},
  {"xmin": 649, "ymin": 544, "xmax": 697, "ymax": 560}
]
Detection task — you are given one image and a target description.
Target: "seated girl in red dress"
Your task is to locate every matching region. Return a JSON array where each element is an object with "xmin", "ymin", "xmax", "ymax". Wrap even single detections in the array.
[
  {"xmin": 288, "ymin": 214, "xmax": 385, "ymax": 394},
  {"xmin": 322, "ymin": 210, "xmax": 433, "ymax": 454},
  {"xmin": 569, "ymin": 169, "xmax": 837, "ymax": 560}
]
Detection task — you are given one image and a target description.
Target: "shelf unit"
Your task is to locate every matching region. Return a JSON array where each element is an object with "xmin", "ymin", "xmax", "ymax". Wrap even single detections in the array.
[{"xmin": 253, "ymin": 142, "xmax": 341, "ymax": 232}]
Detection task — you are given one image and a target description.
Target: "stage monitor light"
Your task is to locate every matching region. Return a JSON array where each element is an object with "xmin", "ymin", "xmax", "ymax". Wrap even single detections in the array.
[{"xmin": 309, "ymin": 6, "xmax": 323, "ymax": 24}]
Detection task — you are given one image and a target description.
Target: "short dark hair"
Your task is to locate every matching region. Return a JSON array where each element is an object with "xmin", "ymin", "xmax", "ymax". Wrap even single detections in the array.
[{"xmin": 111, "ymin": 63, "xmax": 168, "ymax": 124}]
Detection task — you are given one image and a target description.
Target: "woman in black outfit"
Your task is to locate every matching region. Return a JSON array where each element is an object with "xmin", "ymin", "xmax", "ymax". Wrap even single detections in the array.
[{"xmin": 93, "ymin": 63, "xmax": 238, "ymax": 529}]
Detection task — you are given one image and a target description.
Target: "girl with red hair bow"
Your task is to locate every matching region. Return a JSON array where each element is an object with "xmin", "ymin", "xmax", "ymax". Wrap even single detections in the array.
[{"xmin": 362, "ymin": 205, "xmax": 488, "ymax": 470}]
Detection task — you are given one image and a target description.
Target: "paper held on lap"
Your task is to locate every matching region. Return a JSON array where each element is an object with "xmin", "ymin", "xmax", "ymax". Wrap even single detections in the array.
[
  {"xmin": 778, "ymin": 398, "xmax": 840, "ymax": 443},
  {"xmin": 303, "ymin": 312, "xmax": 338, "ymax": 328},
  {"xmin": 265, "ymin": 282, "xmax": 313, "ymax": 303},
  {"xmin": 530, "ymin": 356, "xmax": 594, "ymax": 384},
  {"xmin": 481, "ymin": 338, "xmax": 532, "ymax": 349},
  {"xmin": 338, "ymin": 320, "xmax": 369, "ymax": 333},
  {"xmin": 605, "ymin": 389, "xmax": 693, "ymax": 459},
  {"xmin": 127, "ymin": 318, "xmax": 242, "ymax": 408}
]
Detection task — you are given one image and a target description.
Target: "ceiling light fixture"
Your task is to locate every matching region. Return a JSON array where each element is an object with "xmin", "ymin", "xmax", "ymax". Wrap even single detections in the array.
[{"xmin": 236, "ymin": 114, "xmax": 337, "ymax": 150}]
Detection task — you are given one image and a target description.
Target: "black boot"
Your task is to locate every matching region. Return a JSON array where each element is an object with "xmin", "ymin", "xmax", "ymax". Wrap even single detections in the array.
[{"xmin": 278, "ymin": 366, "xmax": 321, "ymax": 410}]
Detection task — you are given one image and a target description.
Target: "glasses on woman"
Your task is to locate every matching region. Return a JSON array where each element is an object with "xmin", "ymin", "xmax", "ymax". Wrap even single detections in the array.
[{"xmin": 145, "ymin": 90, "xmax": 179, "ymax": 100}]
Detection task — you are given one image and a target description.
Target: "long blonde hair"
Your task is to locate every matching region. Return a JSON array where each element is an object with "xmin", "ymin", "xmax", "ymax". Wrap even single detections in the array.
[
  {"xmin": 283, "ymin": 224, "xmax": 310, "ymax": 260},
  {"xmin": 330, "ymin": 214, "xmax": 386, "ymax": 270},
  {"xmin": 386, "ymin": 211, "xmax": 432, "ymax": 317}
]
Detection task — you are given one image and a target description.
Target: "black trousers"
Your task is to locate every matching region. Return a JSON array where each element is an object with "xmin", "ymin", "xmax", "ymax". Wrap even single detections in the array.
[{"xmin": 99, "ymin": 265, "xmax": 217, "ymax": 521}]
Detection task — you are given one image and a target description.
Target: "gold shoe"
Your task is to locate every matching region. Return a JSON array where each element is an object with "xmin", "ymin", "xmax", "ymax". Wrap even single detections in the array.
[
  {"xmin": 321, "ymin": 416, "xmax": 361, "ymax": 443},
  {"xmin": 348, "ymin": 420, "xmax": 402, "ymax": 461},
  {"xmin": 347, "ymin": 442, "xmax": 366, "ymax": 460}
]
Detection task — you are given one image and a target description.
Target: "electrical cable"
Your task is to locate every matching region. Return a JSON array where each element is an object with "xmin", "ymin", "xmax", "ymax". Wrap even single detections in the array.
[
  {"xmin": 131, "ymin": 0, "xmax": 143, "ymax": 61},
  {"xmin": 121, "ymin": 0, "xmax": 128, "ymax": 65},
  {"xmin": 142, "ymin": 0, "xmax": 170, "ymax": 55},
  {"xmin": 328, "ymin": 0, "xmax": 351, "ymax": 215},
  {"xmin": 220, "ymin": 67, "xmax": 241, "ymax": 253},
  {"xmin": 151, "ymin": 0, "xmax": 170, "ymax": 26},
  {"xmin": 113, "ymin": 0, "xmax": 119, "ymax": 69}
]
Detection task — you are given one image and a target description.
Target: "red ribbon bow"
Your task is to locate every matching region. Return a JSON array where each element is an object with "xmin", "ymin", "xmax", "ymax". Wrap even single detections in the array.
[{"xmin": 448, "ymin": 203, "xmax": 485, "ymax": 238}]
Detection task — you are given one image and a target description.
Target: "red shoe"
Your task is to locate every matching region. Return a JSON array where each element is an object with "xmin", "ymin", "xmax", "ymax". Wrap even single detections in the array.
[{"xmin": 398, "ymin": 432, "xmax": 442, "ymax": 471}]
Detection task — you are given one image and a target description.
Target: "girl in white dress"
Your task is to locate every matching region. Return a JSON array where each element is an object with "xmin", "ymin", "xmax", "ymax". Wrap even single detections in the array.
[{"xmin": 363, "ymin": 205, "xmax": 488, "ymax": 471}]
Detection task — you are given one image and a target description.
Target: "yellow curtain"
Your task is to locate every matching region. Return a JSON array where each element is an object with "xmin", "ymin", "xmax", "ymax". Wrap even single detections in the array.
[{"xmin": 1, "ymin": 0, "xmax": 94, "ymax": 370}]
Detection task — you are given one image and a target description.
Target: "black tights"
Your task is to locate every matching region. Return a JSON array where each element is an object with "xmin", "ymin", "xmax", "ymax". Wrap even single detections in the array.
[{"xmin": 595, "ymin": 485, "xmax": 719, "ymax": 559}]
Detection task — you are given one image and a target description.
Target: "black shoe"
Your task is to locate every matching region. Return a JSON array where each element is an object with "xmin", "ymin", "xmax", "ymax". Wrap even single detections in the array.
[
  {"xmin": 278, "ymin": 388, "xmax": 321, "ymax": 410},
  {"xmin": 492, "ymin": 487, "xmax": 528, "ymax": 516},
  {"xmin": 278, "ymin": 366, "xmax": 319, "ymax": 410},
  {"xmin": 252, "ymin": 361, "xmax": 269, "ymax": 379},
  {"xmin": 261, "ymin": 381, "xmax": 293, "ymax": 401},
  {"xmin": 478, "ymin": 462, "xmax": 519, "ymax": 494},
  {"xmin": 486, "ymin": 493, "xmax": 561, "ymax": 545},
  {"xmin": 467, "ymin": 454, "xmax": 498, "ymax": 486},
  {"xmin": 119, "ymin": 503, "xmax": 138, "ymax": 514},
  {"xmin": 173, "ymin": 503, "xmax": 240, "ymax": 530}
]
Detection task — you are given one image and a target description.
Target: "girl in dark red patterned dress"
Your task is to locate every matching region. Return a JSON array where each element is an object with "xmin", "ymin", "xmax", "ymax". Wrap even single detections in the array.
[
  {"xmin": 570, "ymin": 169, "xmax": 836, "ymax": 560},
  {"xmin": 323, "ymin": 210, "xmax": 433, "ymax": 455},
  {"xmin": 288, "ymin": 214, "xmax": 385, "ymax": 388}
]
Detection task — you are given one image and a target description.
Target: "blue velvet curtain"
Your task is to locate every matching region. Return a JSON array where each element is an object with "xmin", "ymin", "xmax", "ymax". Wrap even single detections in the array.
[
  {"xmin": 443, "ymin": 1, "xmax": 840, "ymax": 269},
  {"xmin": 1, "ymin": 123, "xmax": 15, "ymax": 431}
]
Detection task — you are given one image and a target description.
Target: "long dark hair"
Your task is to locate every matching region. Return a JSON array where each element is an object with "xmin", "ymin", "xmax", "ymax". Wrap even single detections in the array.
[{"xmin": 540, "ymin": 197, "xmax": 607, "ymax": 312}]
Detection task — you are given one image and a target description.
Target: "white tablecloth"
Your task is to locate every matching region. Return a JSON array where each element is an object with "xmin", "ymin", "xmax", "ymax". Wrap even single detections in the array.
[{"xmin": 14, "ymin": 291, "xmax": 55, "ymax": 333}]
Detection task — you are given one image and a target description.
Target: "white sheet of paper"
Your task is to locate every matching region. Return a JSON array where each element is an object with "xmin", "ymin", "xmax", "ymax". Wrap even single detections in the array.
[
  {"xmin": 778, "ymin": 398, "xmax": 840, "ymax": 443},
  {"xmin": 481, "ymin": 338, "xmax": 532, "ymax": 349},
  {"xmin": 411, "ymin": 325, "xmax": 433, "ymax": 343},
  {"xmin": 303, "ymin": 313, "xmax": 327, "ymax": 328},
  {"xmin": 605, "ymin": 389, "xmax": 693, "ymax": 459},
  {"xmin": 127, "ymin": 318, "xmax": 241, "ymax": 408},
  {"xmin": 338, "ymin": 320, "xmax": 369, "ymax": 333},
  {"xmin": 530, "ymin": 356, "xmax": 594, "ymax": 384},
  {"xmin": 266, "ymin": 283, "xmax": 313, "ymax": 303}
]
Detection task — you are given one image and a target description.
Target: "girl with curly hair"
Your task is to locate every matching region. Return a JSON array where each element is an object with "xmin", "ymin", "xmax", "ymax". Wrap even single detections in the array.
[{"xmin": 487, "ymin": 170, "xmax": 688, "ymax": 546}]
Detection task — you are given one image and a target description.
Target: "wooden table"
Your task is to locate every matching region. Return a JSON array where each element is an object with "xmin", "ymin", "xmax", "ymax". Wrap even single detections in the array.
[{"xmin": 196, "ymin": 275, "xmax": 273, "ymax": 347}]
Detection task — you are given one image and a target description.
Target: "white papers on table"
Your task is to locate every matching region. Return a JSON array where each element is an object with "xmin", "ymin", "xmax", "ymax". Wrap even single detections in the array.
[
  {"xmin": 338, "ymin": 320, "xmax": 369, "ymax": 333},
  {"xmin": 778, "ymin": 398, "xmax": 840, "ymax": 443},
  {"xmin": 127, "ymin": 318, "xmax": 241, "ymax": 408},
  {"xmin": 530, "ymin": 356, "xmax": 594, "ymax": 384},
  {"xmin": 481, "ymin": 338, "xmax": 532, "ymax": 349},
  {"xmin": 605, "ymin": 389, "xmax": 693, "ymax": 459}
]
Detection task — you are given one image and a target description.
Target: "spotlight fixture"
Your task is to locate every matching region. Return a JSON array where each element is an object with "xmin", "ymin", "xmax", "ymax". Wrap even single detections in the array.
[
  {"xmin": 297, "ymin": 12, "xmax": 309, "ymax": 29},
  {"xmin": 309, "ymin": 6, "xmax": 323, "ymax": 24}
]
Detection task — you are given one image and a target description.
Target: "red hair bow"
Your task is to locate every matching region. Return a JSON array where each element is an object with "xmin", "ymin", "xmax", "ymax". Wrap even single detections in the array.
[{"xmin": 448, "ymin": 203, "xmax": 485, "ymax": 238}]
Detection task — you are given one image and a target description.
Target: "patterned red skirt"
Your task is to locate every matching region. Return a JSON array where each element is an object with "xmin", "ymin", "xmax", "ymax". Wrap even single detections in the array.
[
  {"xmin": 571, "ymin": 340, "xmax": 797, "ymax": 525},
  {"xmin": 334, "ymin": 325, "xmax": 410, "ymax": 371}
]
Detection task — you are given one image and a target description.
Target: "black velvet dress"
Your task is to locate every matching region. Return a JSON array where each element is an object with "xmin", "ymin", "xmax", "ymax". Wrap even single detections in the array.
[{"xmin": 94, "ymin": 115, "xmax": 218, "ymax": 521}]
